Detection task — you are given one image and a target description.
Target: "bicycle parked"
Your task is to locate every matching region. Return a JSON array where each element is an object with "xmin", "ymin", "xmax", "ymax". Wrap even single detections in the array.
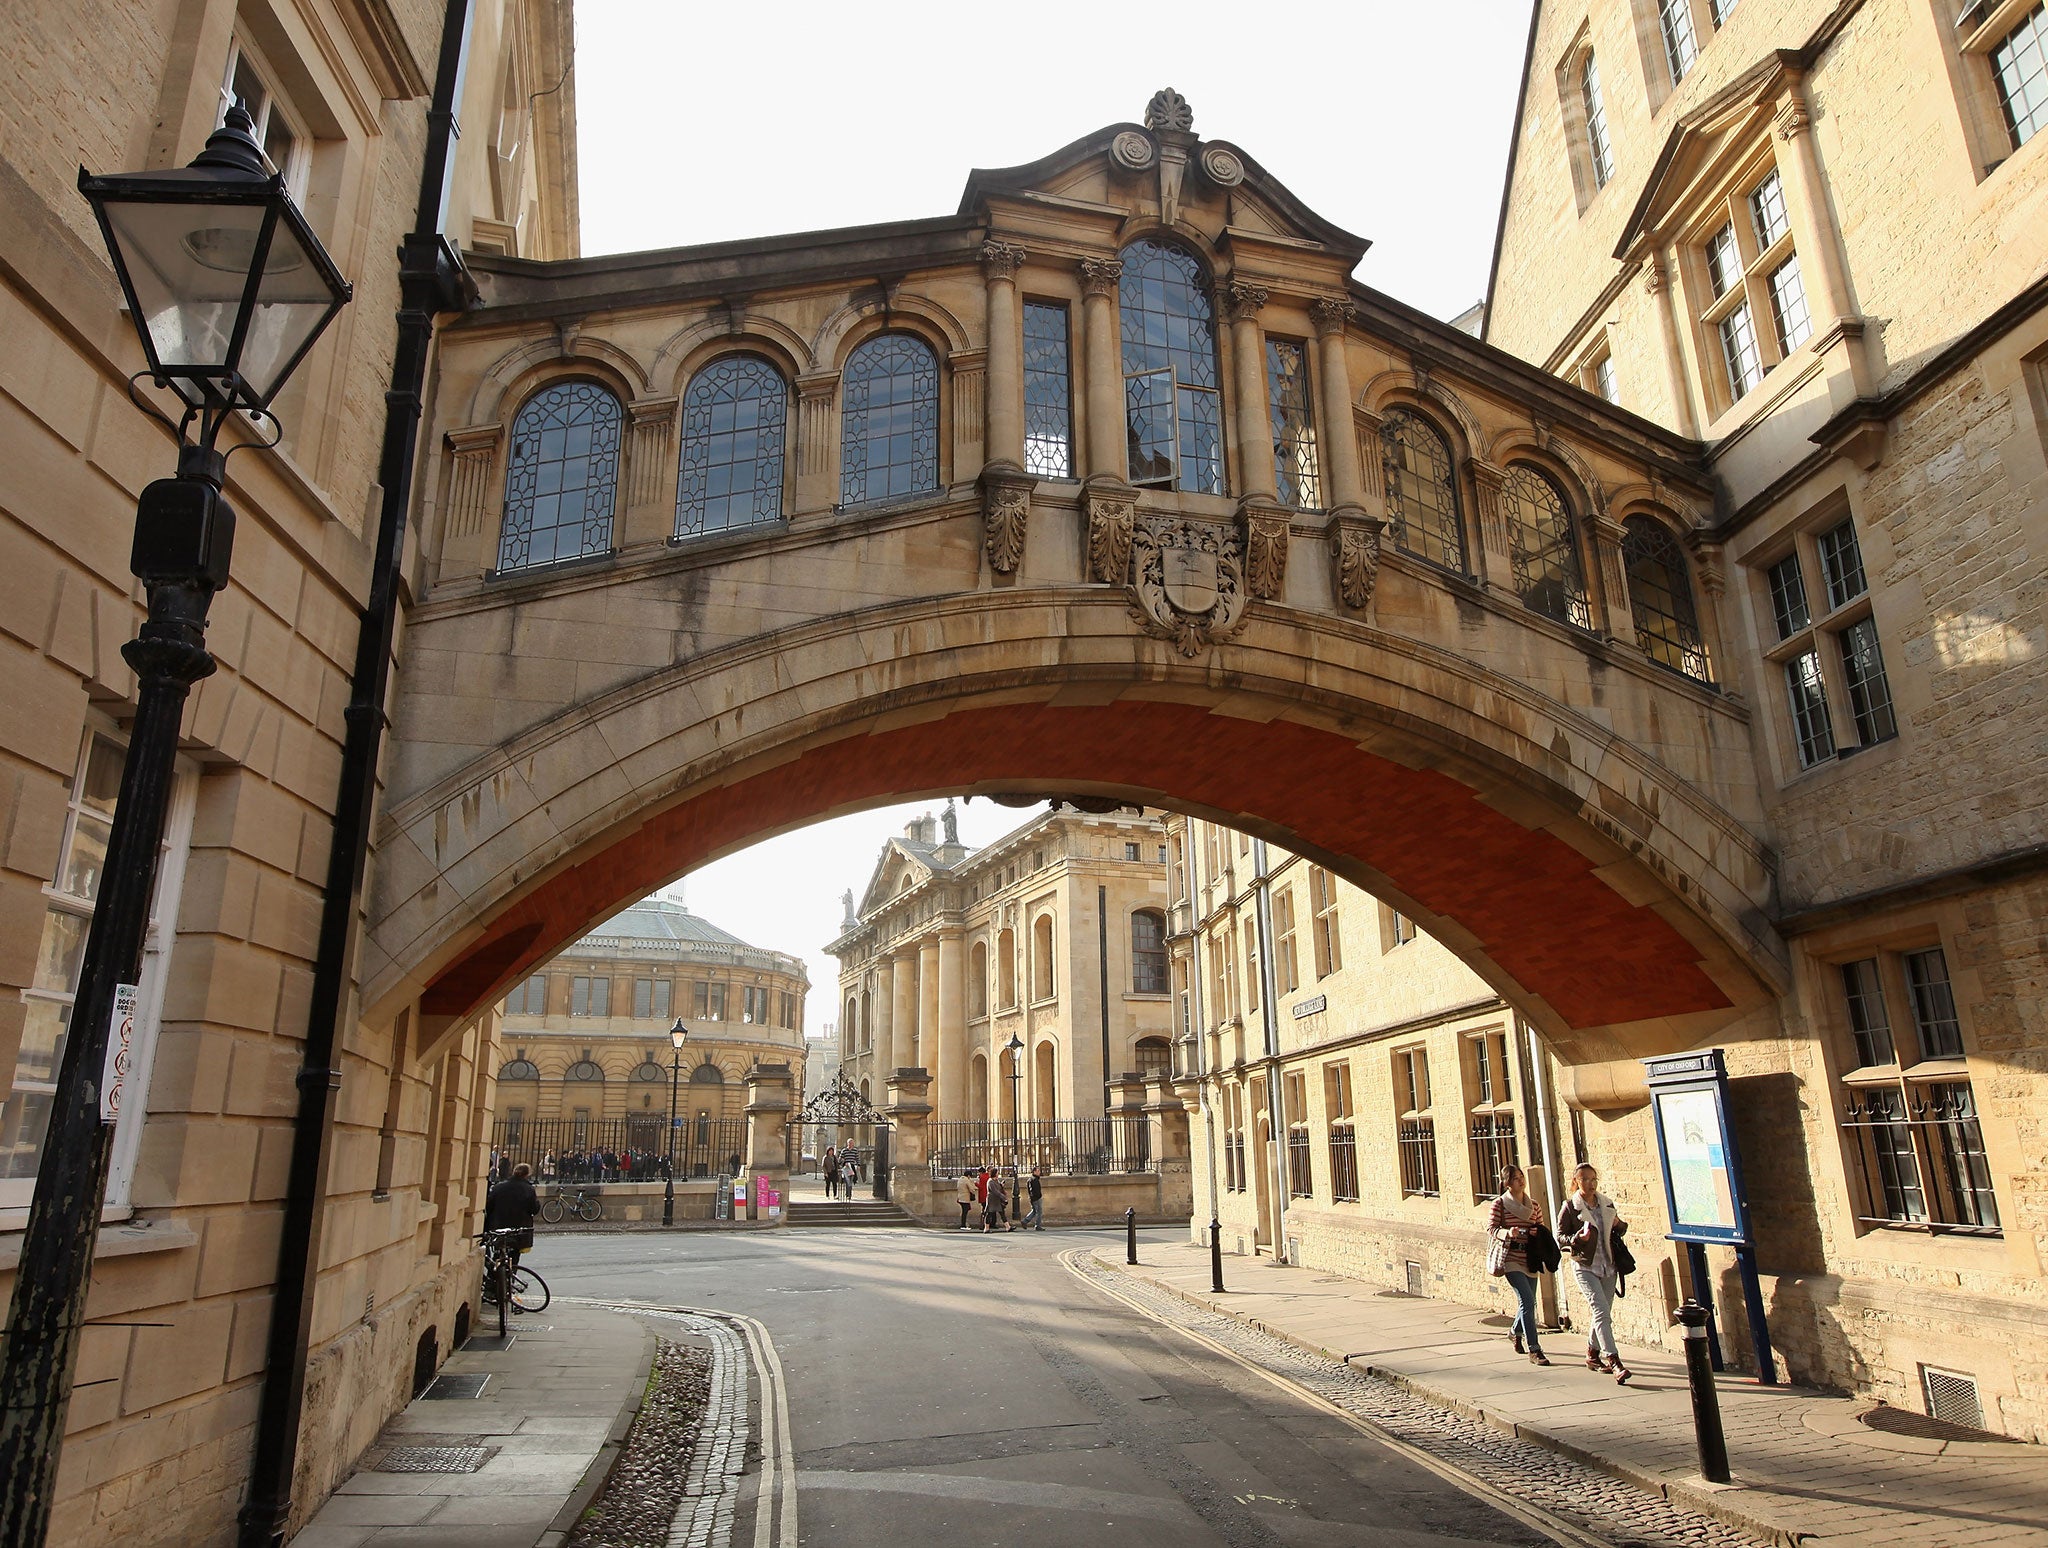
[
  {"xmin": 538, "ymin": 1187, "xmax": 604, "ymax": 1224},
  {"xmin": 480, "ymin": 1229, "xmax": 550, "ymax": 1315}
]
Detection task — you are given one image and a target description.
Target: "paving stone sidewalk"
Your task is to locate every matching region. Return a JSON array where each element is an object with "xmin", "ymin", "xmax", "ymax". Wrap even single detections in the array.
[
  {"xmin": 290, "ymin": 1302, "xmax": 654, "ymax": 1548},
  {"xmin": 1104, "ymin": 1241, "xmax": 2048, "ymax": 1548}
]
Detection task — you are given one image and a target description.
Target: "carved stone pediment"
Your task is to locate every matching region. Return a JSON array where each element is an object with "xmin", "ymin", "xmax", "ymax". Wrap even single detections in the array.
[{"xmin": 1129, "ymin": 515, "xmax": 1249, "ymax": 657}]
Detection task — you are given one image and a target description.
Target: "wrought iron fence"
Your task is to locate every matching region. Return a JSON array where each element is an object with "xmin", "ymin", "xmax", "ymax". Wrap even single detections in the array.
[
  {"xmin": 926, "ymin": 1118, "xmax": 1153, "ymax": 1178},
  {"xmin": 1466, "ymin": 1113, "xmax": 1518, "ymax": 1204},
  {"xmin": 1328, "ymin": 1125, "xmax": 1360, "ymax": 1203},
  {"xmin": 1398, "ymin": 1117, "xmax": 1439, "ymax": 1198},
  {"xmin": 1286, "ymin": 1128, "xmax": 1313, "ymax": 1197},
  {"xmin": 490, "ymin": 1115, "xmax": 749, "ymax": 1182},
  {"xmin": 1842, "ymin": 1081, "xmax": 2000, "ymax": 1234}
]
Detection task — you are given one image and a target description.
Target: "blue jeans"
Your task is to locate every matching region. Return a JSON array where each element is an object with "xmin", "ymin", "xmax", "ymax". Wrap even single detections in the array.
[
  {"xmin": 1505, "ymin": 1269, "xmax": 1542, "ymax": 1353},
  {"xmin": 1024, "ymin": 1197, "xmax": 1043, "ymax": 1230}
]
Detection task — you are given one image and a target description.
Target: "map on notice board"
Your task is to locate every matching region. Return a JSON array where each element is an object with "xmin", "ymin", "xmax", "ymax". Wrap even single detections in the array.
[{"xmin": 1656, "ymin": 1087, "xmax": 1738, "ymax": 1233}]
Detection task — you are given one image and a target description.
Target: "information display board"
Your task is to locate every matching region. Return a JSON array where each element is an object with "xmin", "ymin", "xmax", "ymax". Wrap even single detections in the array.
[{"xmin": 1643, "ymin": 1050, "xmax": 1749, "ymax": 1244}]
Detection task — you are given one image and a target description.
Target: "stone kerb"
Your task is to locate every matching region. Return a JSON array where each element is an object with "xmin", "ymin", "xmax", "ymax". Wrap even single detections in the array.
[{"xmin": 365, "ymin": 590, "xmax": 1782, "ymax": 1063}]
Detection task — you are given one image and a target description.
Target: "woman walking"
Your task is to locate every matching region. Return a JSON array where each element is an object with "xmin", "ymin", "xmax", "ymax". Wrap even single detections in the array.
[
  {"xmin": 823, "ymin": 1146, "xmax": 838, "ymax": 1198},
  {"xmin": 1557, "ymin": 1162, "xmax": 1631, "ymax": 1383},
  {"xmin": 1487, "ymin": 1164, "xmax": 1549, "ymax": 1365},
  {"xmin": 983, "ymin": 1170, "xmax": 1009, "ymax": 1231}
]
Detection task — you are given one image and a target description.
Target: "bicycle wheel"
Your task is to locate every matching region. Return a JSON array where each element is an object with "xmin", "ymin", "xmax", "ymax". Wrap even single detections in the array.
[
  {"xmin": 509, "ymin": 1267, "xmax": 550, "ymax": 1313},
  {"xmin": 539, "ymin": 1196, "xmax": 564, "ymax": 1224},
  {"xmin": 576, "ymin": 1197, "xmax": 604, "ymax": 1222}
]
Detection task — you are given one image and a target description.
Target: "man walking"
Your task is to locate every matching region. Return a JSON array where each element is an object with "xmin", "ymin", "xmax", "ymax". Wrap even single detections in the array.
[
  {"xmin": 956, "ymin": 1171, "xmax": 976, "ymax": 1229},
  {"xmin": 1023, "ymin": 1166, "xmax": 1044, "ymax": 1230}
]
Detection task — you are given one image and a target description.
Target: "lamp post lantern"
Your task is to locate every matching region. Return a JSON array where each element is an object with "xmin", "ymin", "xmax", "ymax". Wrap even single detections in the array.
[
  {"xmin": 664, "ymin": 1021, "xmax": 690, "ymax": 1227},
  {"xmin": 1004, "ymin": 1031, "xmax": 1025, "ymax": 1224},
  {"xmin": 0, "ymin": 104, "xmax": 351, "ymax": 1547}
]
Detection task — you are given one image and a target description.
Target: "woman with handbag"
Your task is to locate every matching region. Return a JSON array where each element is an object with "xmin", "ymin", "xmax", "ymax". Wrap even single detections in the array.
[
  {"xmin": 1556, "ymin": 1162, "xmax": 1631, "ymax": 1383},
  {"xmin": 1486, "ymin": 1165, "xmax": 1549, "ymax": 1365}
]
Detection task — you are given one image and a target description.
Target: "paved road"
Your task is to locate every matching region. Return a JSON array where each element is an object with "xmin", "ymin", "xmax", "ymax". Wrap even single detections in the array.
[{"xmin": 541, "ymin": 1225, "xmax": 1565, "ymax": 1548}]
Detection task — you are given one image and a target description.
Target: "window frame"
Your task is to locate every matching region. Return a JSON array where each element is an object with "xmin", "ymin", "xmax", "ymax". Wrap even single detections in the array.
[
  {"xmin": 1379, "ymin": 407, "xmax": 1469, "ymax": 574},
  {"xmin": 496, "ymin": 378, "xmax": 625, "ymax": 574},
  {"xmin": 1130, "ymin": 908, "xmax": 1169, "ymax": 995},
  {"xmin": 1393, "ymin": 1045, "xmax": 1440, "ymax": 1199},
  {"xmin": 1265, "ymin": 337, "xmax": 1323, "ymax": 510},
  {"xmin": 839, "ymin": 332, "xmax": 941, "ymax": 508},
  {"xmin": 1463, "ymin": 1028, "xmax": 1520, "ymax": 1205},
  {"xmin": 1955, "ymin": 0, "xmax": 2048, "ymax": 171},
  {"xmin": 1309, "ymin": 866, "xmax": 1342, "ymax": 978},
  {"xmin": 1621, "ymin": 514, "xmax": 1714, "ymax": 684},
  {"xmin": 1324, "ymin": 1061, "xmax": 1359, "ymax": 1203},
  {"xmin": 676, "ymin": 352, "xmax": 791, "ymax": 540},
  {"xmin": 1022, "ymin": 299, "xmax": 1076, "ymax": 481},
  {"xmin": 1686, "ymin": 158, "xmax": 1810, "ymax": 416},
  {"xmin": 1117, "ymin": 239, "xmax": 1225, "ymax": 496},
  {"xmin": 220, "ymin": 35, "xmax": 312, "ymax": 197}
]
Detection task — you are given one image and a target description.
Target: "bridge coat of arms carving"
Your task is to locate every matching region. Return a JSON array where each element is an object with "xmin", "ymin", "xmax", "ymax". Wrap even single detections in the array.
[{"xmin": 1128, "ymin": 516, "xmax": 1249, "ymax": 657}]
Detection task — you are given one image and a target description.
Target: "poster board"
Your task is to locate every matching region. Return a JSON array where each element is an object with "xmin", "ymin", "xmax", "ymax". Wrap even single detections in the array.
[{"xmin": 1642, "ymin": 1050, "xmax": 1751, "ymax": 1245}]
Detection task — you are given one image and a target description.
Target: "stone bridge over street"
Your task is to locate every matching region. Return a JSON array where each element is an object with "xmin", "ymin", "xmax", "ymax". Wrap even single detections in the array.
[{"xmin": 366, "ymin": 92, "xmax": 1785, "ymax": 1081}]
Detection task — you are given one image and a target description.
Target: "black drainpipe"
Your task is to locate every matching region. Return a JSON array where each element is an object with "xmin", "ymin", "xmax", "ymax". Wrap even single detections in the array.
[
  {"xmin": 237, "ymin": 3, "xmax": 476, "ymax": 1542},
  {"xmin": 1098, "ymin": 885, "xmax": 1112, "ymax": 1117}
]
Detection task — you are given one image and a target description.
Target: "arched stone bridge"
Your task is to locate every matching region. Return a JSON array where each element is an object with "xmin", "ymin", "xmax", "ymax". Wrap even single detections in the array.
[{"xmin": 370, "ymin": 92, "xmax": 1782, "ymax": 1073}]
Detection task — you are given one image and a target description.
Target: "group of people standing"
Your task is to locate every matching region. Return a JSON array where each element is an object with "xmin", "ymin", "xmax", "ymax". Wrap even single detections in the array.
[
  {"xmin": 819, "ymin": 1147, "xmax": 864, "ymax": 1197},
  {"xmin": 956, "ymin": 1165, "xmax": 1042, "ymax": 1231},
  {"xmin": 1487, "ymin": 1161, "xmax": 1634, "ymax": 1383}
]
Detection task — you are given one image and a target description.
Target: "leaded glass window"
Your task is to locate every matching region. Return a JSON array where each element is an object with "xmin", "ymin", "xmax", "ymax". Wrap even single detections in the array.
[
  {"xmin": 1906, "ymin": 948, "xmax": 1963, "ymax": 1060},
  {"xmin": 1840, "ymin": 959, "xmax": 1895, "ymax": 1067},
  {"xmin": 1767, "ymin": 554, "xmax": 1810, "ymax": 638},
  {"xmin": 1749, "ymin": 170, "xmax": 1789, "ymax": 250},
  {"xmin": 1785, "ymin": 649, "xmax": 1835, "ymax": 766},
  {"xmin": 1767, "ymin": 257, "xmax": 1812, "ymax": 355},
  {"xmin": 1994, "ymin": 4, "xmax": 2048, "ymax": 149},
  {"xmin": 1705, "ymin": 224, "xmax": 1742, "ymax": 297},
  {"xmin": 840, "ymin": 333, "xmax": 939, "ymax": 507},
  {"xmin": 1502, "ymin": 466, "xmax": 1591, "ymax": 630},
  {"xmin": 498, "ymin": 381, "xmax": 622, "ymax": 572},
  {"xmin": 1118, "ymin": 240, "xmax": 1223, "ymax": 494},
  {"xmin": 1583, "ymin": 53, "xmax": 1614, "ymax": 188},
  {"xmin": 1719, "ymin": 301, "xmax": 1764, "ymax": 398},
  {"xmin": 1839, "ymin": 617, "xmax": 1897, "ymax": 745},
  {"xmin": 1381, "ymin": 410, "xmax": 1465, "ymax": 572},
  {"xmin": 1623, "ymin": 516, "xmax": 1711, "ymax": 682},
  {"xmin": 677, "ymin": 354, "xmax": 787, "ymax": 538},
  {"xmin": 1022, "ymin": 302, "xmax": 1073, "ymax": 479},
  {"xmin": 1266, "ymin": 339, "xmax": 1321, "ymax": 509},
  {"xmin": 1817, "ymin": 519, "xmax": 1867, "ymax": 608},
  {"xmin": 1660, "ymin": 0, "xmax": 1699, "ymax": 80}
]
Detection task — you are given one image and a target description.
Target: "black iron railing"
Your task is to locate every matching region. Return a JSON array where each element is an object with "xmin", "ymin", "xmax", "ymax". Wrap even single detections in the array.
[
  {"xmin": 926, "ymin": 1118, "xmax": 1153, "ymax": 1178},
  {"xmin": 1843, "ymin": 1081, "xmax": 2000, "ymax": 1235},
  {"xmin": 1328, "ymin": 1125, "xmax": 1360, "ymax": 1202},
  {"xmin": 1286, "ymin": 1128, "xmax": 1313, "ymax": 1197},
  {"xmin": 490, "ymin": 1115, "xmax": 749, "ymax": 1182},
  {"xmin": 1467, "ymin": 1113, "xmax": 1518, "ymax": 1204},
  {"xmin": 1398, "ymin": 1117, "xmax": 1439, "ymax": 1198}
]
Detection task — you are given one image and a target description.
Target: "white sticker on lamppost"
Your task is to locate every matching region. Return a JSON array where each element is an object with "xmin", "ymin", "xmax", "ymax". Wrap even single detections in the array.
[{"xmin": 101, "ymin": 984, "xmax": 138, "ymax": 1123}]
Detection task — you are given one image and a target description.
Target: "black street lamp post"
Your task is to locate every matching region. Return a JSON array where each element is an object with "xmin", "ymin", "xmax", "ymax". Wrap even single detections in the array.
[
  {"xmin": 1004, "ymin": 1032, "xmax": 1024, "ymax": 1225},
  {"xmin": 0, "ymin": 105, "xmax": 350, "ymax": 1547},
  {"xmin": 664, "ymin": 1021, "xmax": 689, "ymax": 1226}
]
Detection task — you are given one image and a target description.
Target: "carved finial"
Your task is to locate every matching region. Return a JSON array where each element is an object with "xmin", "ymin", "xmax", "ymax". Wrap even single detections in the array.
[{"xmin": 1145, "ymin": 88, "xmax": 1193, "ymax": 133}]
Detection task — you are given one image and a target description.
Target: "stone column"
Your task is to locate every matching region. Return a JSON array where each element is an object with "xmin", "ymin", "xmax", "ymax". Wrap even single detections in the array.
[
  {"xmin": 743, "ymin": 1062, "xmax": 794, "ymax": 1220},
  {"xmin": 872, "ymin": 957, "xmax": 894, "ymax": 1079},
  {"xmin": 1312, "ymin": 296, "xmax": 1385, "ymax": 612},
  {"xmin": 1467, "ymin": 458, "xmax": 1520, "ymax": 601},
  {"xmin": 891, "ymin": 953, "xmax": 918, "ymax": 1072},
  {"xmin": 982, "ymin": 241, "xmax": 1027, "ymax": 469},
  {"xmin": 1642, "ymin": 257, "xmax": 1698, "ymax": 438},
  {"xmin": 1687, "ymin": 536, "xmax": 1740, "ymax": 699},
  {"xmin": 620, "ymin": 395, "xmax": 680, "ymax": 548},
  {"xmin": 883, "ymin": 1067, "xmax": 935, "ymax": 1220},
  {"xmin": 794, "ymin": 370, "xmax": 839, "ymax": 517},
  {"xmin": 1079, "ymin": 257, "xmax": 1127, "ymax": 482},
  {"xmin": 1590, "ymin": 512, "xmax": 1640, "ymax": 649},
  {"xmin": 936, "ymin": 929, "xmax": 966, "ymax": 1124},
  {"xmin": 442, "ymin": 424, "xmax": 503, "ymax": 577},
  {"xmin": 918, "ymin": 936, "xmax": 941, "ymax": 1114},
  {"xmin": 1225, "ymin": 279, "xmax": 1275, "ymax": 501},
  {"xmin": 1774, "ymin": 88, "xmax": 1875, "ymax": 404}
]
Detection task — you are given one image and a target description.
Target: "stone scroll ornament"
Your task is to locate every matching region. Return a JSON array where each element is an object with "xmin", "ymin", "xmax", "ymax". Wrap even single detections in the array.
[
  {"xmin": 1130, "ymin": 515, "xmax": 1250, "ymax": 657},
  {"xmin": 1331, "ymin": 518, "xmax": 1384, "ymax": 610},
  {"xmin": 1087, "ymin": 493, "xmax": 1135, "ymax": 585},
  {"xmin": 984, "ymin": 481, "xmax": 1029, "ymax": 574},
  {"xmin": 1242, "ymin": 507, "xmax": 1290, "ymax": 600}
]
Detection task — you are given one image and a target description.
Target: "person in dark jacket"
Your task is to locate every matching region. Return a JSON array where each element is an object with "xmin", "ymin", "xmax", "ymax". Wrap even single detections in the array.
[
  {"xmin": 484, "ymin": 1162, "xmax": 540, "ymax": 1264},
  {"xmin": 1023, "ymin": 1167, "xmax": 1044, "ymax": 1231}
]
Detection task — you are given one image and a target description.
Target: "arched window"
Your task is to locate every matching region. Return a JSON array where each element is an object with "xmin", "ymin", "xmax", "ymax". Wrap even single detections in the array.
[
  {"xmin": 997, "ymin": 928, "xmax": 1017, "ymax": 1008},
  {"xmin": 677, "ymin": 354, "xmax": 788, "ymax": 538},
  {"xmin": 565, "ymin": 1058, "xmax": 604, "ymax": 1082},
  {"xmin": 1135, "ymin": 1037, "xmax": 1171, "ymax": 1078},
  {"xmin": 1118, "ymin": 240, "xmax": 1223, "ymax": 494},
  {"xmin": 859, "ymin": 989, "xmax": 872, "ymax": 1050},
  {"xmin": 689, "ymin": 1062, "xmax": 725, "ymax": 1085},
  {"xmin": 498, "ymin": 381, "xmax": 622, "ymax": 572},
  {"xmin": 1032, "ymin": 914, "xmax": 1055, "ymax": 1000},
  {"xmin": 1623, "ymin": 516, "xmax": 1712, "ymax": 683},
  {"xmin": 843, "ymin": 995, "xmax": 858, "ymax": 1047},
  {"xmin": 1502, "ymin": 466, "xmax": 1592, "ymax": 630},
  {"xmin": 968, "ymin": 1055, "xmax": 987, "ymax": 1119},
  {"xmin": 498, "ymin": 1058, "xmax": 540, "ymax": 1081},
  {"xmin": 840, "ymin": 334, "xmax": 938, "ymax": 506},
  {"xmin": 1381, "ymin": 409, "xmax": 1466, "ymax": 572},
  {"xmin": 969, "ymin": 941, "xmax": 988, "ymax": 1017},
  {"xmin": 630, "ymin": 1059, "xmax": 665, "ymax": 1082},
  {"xmin": 1131, "ymin": 910, "xmax": 1168, "ymax": 994},
  {"xmin": 1034, "ymin": 1039, "xmax": 1056, "ymax": 1121}
]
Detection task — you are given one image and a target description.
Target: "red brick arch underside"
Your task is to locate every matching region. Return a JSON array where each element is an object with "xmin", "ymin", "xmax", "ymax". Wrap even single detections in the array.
[{"xmin": 417, "ymin": 700, "xmax": 1733, "ymax": 1045}]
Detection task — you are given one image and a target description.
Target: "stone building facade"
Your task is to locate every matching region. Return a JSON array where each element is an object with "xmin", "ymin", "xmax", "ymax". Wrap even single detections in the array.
[
  {"xmin": 492, "ymin": 895, "xmax": 807, "ymax": 1172},
  {"xmin": 829, "ymin": 803, "xmax": 1173, "ymax": 1126},
  {"xmin": 0, "ymin": 2, "xmax": 575, "ymax": 1541},
  {"xmin": 1465, "ymin": 0, "xmax": 2048, "ymax": 1438}
]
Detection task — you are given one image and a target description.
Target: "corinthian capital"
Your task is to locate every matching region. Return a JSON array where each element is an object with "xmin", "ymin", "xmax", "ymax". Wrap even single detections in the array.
[
  {"xmin": 981, "ymin": 240, "xmax": 1027, "ymax": 281},
  {"xmin": 1222, "ymin": 278, "xmax": 1269, "ymax": 322},
  {"xmin": 1310, "ymin": 296, "xmax": 1353, "ymax": 336},
  {"xmin": 1079, "ymin": 257, "xmax": 1123, "ymax": 296}
]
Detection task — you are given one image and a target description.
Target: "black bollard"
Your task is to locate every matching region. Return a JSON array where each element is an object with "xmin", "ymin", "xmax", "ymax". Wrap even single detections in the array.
[
  {"xmin": 1209, "ymin": 1217, "xmax": 1225, "ymax": 1293},
  {"xmin": 1678, "ymin": 1301, "xmax": 1730, "ymax": 1483},
  {"xmin": 1125, "ymin": 1207, "xmax": 1138, "ymax": 1265}
]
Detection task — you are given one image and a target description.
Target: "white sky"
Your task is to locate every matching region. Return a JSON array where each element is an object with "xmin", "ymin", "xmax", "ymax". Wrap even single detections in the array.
[{"xmin": 569, "ymin": 2, "xmax": 1537, "ymax": 1035}]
